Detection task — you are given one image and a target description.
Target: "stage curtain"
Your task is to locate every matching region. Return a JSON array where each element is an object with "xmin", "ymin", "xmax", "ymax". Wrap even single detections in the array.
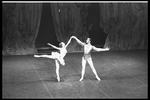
[
  {"xmin": 99, "ymin": 3, "xmax": 148, "ymax": 50},
  {"xmin": 2, "ymin": 3, "xmax": 42, "ymax": 55},
  {"xmin": 51, "ymin": 3, "xmax": 91, "ymax": 52}
]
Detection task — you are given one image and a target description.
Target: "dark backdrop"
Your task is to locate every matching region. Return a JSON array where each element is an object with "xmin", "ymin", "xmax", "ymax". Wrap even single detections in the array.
[
  {"xmin": 35, "ymin": 3, "xmax": 58, "ymax": 48},
  {"xmin": 35, "ymin": 3, "xmax": 107, "ymax": 48}
]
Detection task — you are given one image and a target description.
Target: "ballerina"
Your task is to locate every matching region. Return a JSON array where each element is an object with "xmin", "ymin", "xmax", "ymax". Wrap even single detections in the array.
[
  {"xmin": 34, "ymin": 37, "xmax": 72, "ymax": 82},
  {"xmin": 71, "ymin": 36, "xmax": 109, "ymax": 81}
]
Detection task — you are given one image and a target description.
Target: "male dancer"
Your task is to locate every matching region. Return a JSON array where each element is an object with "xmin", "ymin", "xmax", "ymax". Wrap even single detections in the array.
[
  {"xmin": 34, "ymin": 37, "xmax": 72, "ymax": 82},
  {"xmin": 71, "ymin": 36, "xmax": 109, "ymax": 81}
]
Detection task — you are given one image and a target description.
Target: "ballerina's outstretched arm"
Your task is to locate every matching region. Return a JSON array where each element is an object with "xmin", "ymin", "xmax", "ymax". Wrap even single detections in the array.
[
  {"xmin": 92, "ymin": 46, "xmax": 110, "ymax": 52},
  {"xmin": 65, "ymin": 36, "xmax": 73, "ymax": 48},
  {"xmin": 47, "ymin": 43, "xmax": 61, "ymax": 50},
  {"xmin": 71, "ymin": 36, "xmax": 85, "ymax": 46}
]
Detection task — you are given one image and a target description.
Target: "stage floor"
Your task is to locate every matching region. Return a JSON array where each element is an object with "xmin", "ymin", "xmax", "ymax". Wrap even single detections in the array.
[{"xmin": 2, "ymin": 50, "xmax": 148, "ymax": 98}]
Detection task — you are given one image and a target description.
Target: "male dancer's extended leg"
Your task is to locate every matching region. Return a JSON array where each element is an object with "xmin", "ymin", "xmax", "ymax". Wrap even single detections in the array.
[
  {"xmin": 79, "ymin": 57, "xmax": 86, "ymax": 81},
  {"xmin": 87, "ymin": 57, "xmax": 101, "ymax": 81},
  {"xmin": 55, "ymin": 60, "xmax": 60, "ymax": 82}
]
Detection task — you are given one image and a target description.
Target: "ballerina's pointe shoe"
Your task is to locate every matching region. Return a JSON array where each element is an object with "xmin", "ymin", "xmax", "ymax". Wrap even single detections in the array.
[
  {"xmin": 34, "ymin": 55, "xmax": 40, "ymax": 57},
  {"xmin": 79, "ymin": 78, "xmax": 83, "ymax": 81},
  {"xmin": 57, "ymin": 78, "xmax": 60, "ymax": 82},
  {"xmin": 96, "ymin": 77, "xmax": 101, "ymax": 81}
]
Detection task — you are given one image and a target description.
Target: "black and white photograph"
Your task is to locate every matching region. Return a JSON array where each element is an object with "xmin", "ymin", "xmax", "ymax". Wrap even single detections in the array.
[{"xmin": 2, "ymin": 1, "xmax": 148, "ymax": 99}]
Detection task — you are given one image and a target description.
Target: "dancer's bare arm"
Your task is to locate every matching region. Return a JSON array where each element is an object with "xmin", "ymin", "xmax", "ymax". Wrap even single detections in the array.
[
  {"xmin": 92, "ymin": 46, "xmax": 110, "ymax": 52},
  {"xmin": 47, "ymin": 43, "xmax": 61, "ymax": 50},
  {"xmin": 71, "ymin": 36, "xmax": 85, "ymax": 46},
  {"xmin": 65, "ymin": 37, "xmax": 73, "ymax": 48}
]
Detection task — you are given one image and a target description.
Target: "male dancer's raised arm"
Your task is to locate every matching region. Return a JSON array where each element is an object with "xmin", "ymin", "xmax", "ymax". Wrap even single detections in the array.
[
  {"xmin": 71, "ymin": 36, "xmax": 85, "ymax": 46},
  {"xmin": 92, "ymin": 46, "xmax": 110, "ymax": 52}
]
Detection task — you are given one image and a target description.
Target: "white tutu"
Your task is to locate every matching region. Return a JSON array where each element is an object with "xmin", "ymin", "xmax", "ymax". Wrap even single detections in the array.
[{"xmin": 52, "ymin": 52, "xmax": 65, "ymax": 65}]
